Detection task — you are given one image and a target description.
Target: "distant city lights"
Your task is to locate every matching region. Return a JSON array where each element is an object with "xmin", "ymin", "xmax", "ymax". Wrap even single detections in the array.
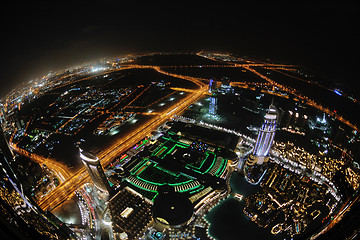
[
  {"xmin": 91, "ymin": 66, "xmax": 107, "ymax": 72},
  {"xmin": 2, "ymin": 51, "xmax": 359, "ymax": 240}
]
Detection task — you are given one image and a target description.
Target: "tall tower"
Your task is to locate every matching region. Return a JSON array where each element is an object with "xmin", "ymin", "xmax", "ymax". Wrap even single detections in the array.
[
  {"xmin": 209, "ymin": 79, "xmax": 216, "ymax": 93},
  {"xmin": 209, "ymin": 95, "xmax": 217, "ymax": 116},
  {"xmin": 79, "ymin": 149, "xmax": 111, "ymax": 193},
  {"xmin": 247, "ymin": 104, "xmax": 278, "ymax": 166}
]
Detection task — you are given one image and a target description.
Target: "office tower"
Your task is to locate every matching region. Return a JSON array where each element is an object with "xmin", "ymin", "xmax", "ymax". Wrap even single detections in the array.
[
  {"xmin": 209, "ymin": 79, "xmax": 216, "ymax": 93},
  {"xmin": 79, "ymin": 149, "xmax": 111, "ymax": 193},
  {"xmin": 282, "ymin": 110, "xmax": 308, "ymax": 132},
  {"xmin": 209, "ymin": 95, "xmax": 217, "ymax": 116},
  {"xmin": 247, "ymin": 104, "xmax": 278, "ymax": 166}
]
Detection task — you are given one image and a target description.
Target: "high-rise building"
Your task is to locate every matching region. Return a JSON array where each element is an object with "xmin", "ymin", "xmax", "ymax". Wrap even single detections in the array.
[
  {"xmin": 247, "ymin": 104, "xmax": 278, "ymax": 166},
  {"xmin": 281, "ymin": 110, "xmax": 308, "ymax": 132},
  {"xmin": 79, "ymin": 149, "xmax": 111, "ymax": 193},
  {"xmin": 209, "ymin": 95, "xmax": 217, "ymax": 116},
  {"xmin": 209, "ymin": 79, "xmax": 217, "ymax": 93}
]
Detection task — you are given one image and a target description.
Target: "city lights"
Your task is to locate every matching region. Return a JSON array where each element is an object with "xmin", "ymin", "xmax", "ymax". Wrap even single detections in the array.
[{"xmin": 1, "ymin": 52, "xmax": 359, "ymax": 240}]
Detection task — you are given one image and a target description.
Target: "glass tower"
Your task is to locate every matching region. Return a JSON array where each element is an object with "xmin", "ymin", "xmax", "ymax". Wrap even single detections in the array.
[{"xmin": 209, "ymin": 96, "xmax": 217, "ymax": 116}]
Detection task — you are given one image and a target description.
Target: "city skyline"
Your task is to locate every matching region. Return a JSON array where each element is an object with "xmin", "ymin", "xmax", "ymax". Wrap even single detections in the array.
[
  {"xmin": 0, "ymin": 52, "xmax": 359, "ymax": 239},
  {"xmin": 1, "ymin": 3, "xmax": 360, "ymax": 238}
]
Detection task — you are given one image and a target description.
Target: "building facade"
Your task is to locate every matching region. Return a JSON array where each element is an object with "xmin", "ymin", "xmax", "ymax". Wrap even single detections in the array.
[
  {"xmin": 247, "ymin": 104, "xmax": 278, "ymax": 165},
  {"xmin": 79, "ymin": 149, "xmax": 112, "ymax": 193},
  {"xmin": 209, "ymin": 96, "xmax": 217, "ymax": 116}
]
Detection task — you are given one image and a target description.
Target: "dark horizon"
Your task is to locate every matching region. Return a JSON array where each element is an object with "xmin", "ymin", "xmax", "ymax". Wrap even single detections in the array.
[{"xmin": 1, "ymin": 2, "xmax": 359, "ymax": 97}]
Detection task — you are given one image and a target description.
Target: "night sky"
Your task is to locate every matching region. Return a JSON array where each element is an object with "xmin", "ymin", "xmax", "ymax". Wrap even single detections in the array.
[{"xmin": 1, "ymin": 2, "xmax": 359, "ymax": 97}]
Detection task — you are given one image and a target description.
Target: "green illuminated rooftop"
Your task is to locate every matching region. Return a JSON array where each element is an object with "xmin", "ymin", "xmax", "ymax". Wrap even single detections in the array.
[{"xmin": 123, "ymin": 133, "xmax": 229, "ymax": 201}]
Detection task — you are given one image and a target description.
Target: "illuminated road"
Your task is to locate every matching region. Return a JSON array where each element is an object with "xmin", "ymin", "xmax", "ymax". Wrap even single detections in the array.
[
  {"xmin": 37, "ymin": 67, "xmax": 207, "ymax": 211},
  {"xmin": 10, "ymin": 143, "xmax": 72, "ymax": 182},
  {"xmin": 9, "ymin": 55, "xmax": 359, "ymax": 216}
]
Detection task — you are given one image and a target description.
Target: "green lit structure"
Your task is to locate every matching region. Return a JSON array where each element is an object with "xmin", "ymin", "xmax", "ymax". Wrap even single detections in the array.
[
  {"xmin": 119, "ymin": 130, "xmax": 229, "ymax": 201},
  {"xmin": 107, "ymin": 121, "xmax": 238, "ymax": 235}
]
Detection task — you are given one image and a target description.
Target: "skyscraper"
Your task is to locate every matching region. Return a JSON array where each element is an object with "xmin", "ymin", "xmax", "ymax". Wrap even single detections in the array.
[
  {"xmin": 247, "ymin": 104, "xmax": 278, "ymax": 166},
  {"xmin": 79, "ymin": 149, "xmax": 111, "ymax": 193},
  {"xmin": 209, "ymin": 79, "xmax": 216, "ymax": 93},
  {"xmin": 209, "ymin": 95, "xmax": 217, "ymax": 116}
]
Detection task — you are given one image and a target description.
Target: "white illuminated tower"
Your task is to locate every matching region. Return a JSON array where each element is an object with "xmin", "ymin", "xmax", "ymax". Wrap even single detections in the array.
[
  {"xmin": 79, "ymin": 149, "xmax": 111, "ymax": 193},
  {"xmin": 247, "ymin": 104, "xmax": 278, "ymax": 165}
]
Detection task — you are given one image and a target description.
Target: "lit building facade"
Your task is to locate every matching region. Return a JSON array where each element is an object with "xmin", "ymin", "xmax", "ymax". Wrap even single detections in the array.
[
  {"xmin": 209, "ymin": 96, "xmax": 217, "ymax": 116},
  {"xmin": 79, "ymin": 149, "xmax": 111, "ymax": 193},
  {"xmin": 209, "ymin": 79, "xmax": 216, "ymax": 93},
  {"xmin": 282, "ymin": 110, "xmax": 308, "ymax": 132},
  {"xmin": 247, "ymin": 104, "xmax": 278, "ymax": 165}
]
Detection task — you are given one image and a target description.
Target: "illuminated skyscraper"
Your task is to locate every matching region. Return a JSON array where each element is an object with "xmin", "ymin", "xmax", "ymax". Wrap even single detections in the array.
[
  {"xmin": 209, "ymin": 79, "xmax": 216, "ymax": 93},
  {"xmin": 247, "ymin": 104, "xmax": 278, "ymax": 166},
  {"xmin": 79, "ymin": 149, "xmax": 111, "ymax": 193},
  {"xmin": 209, "ymin": 96, "xmax": 217, "ymax": 116}
]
